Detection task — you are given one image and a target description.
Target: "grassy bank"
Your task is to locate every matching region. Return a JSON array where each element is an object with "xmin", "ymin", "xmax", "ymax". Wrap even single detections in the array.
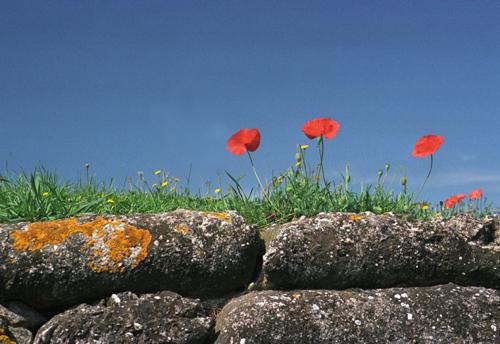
[{"xmin": 0, "ymin": 164, "xmax": 492, "ymax": 227}]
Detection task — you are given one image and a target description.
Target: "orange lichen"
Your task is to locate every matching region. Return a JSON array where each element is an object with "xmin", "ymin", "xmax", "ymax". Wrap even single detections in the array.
[
  {"xmin": 0, "ymin": 328, "xmax": 16, "ymax": 344},
  {"xmin": 349, "ymin": 214, "xmax": 364, "ymax": 222},
  {"xmin": 175, "ymin": 225, "xmax": 191, "ymax": 235},
  {"xmin": 11, "ymin": 218, "xmax": 84, "ymax": 252},
  {"xmin": 201, "ymin": 211, "xmax": 232, "ymax": 223},
  {"xmin": 10, "ymin": 217, "xmax": 152, "ymax": 273}
]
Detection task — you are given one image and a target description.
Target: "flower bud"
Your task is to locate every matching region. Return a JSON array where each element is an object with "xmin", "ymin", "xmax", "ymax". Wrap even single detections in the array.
[{"xmin": 400, "ymin": 176, "xmax": 407, "ymax": 186}]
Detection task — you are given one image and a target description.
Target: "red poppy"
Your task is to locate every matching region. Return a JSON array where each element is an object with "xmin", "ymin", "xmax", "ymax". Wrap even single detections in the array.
[
  {"xmin": 469, "ymin": 188, "xmax": 483, "ymax": 200},
  {"xmin": 412, "ymin": 135, "xmax": 444, "ymax": 157},
  {"xmin": 444, "ymin": 194, "xmax": 465, "ymax": 209},
  {"xmin": 444, "ymin": 195, "xmax": 459, "ymax": 209},
  {"xmin": 302, "ymin": 117, "xmax": 340, "ymax": 140},
  {"xmin": 226, "ymin": 128, "xmax": 261, "ymax": 155}
]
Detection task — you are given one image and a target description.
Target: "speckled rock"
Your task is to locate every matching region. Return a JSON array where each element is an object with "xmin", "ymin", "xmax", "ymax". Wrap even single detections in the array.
[
  {"xmin": 33, "ymin": 290, "xmax": 213, "ymax": 344},
  {"xmin": 262, "ymin": 212, "xmax": 500, "ymax": 290},
  {"xmin": 215, "ymin": 284, "xmax": 500, "ymax": 344},
  {"xmin": 1, "ymin": 301, "xmax": 48, "ymax": 332},
  {"xmin": 0, "ymin": 313, "xmax": 33, "ymax": 344},
  {"xmin": 0, "ymin": 210, "xmax": 263, "ymax": 309}
]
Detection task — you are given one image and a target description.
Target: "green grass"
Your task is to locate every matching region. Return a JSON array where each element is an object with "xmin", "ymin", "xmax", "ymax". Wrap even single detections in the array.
[{"xmin": 0, "ymin": 160, "xmax": 494, "ymax": 227}]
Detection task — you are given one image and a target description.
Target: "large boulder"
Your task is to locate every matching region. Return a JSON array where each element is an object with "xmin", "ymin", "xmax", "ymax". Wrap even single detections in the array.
[
  {"xmin": 0, "ymin": 210, "xmax": 263, "ymax": 309},
  {"xmin": 215, "ymin": 284, "xmax": 500, "ymax": 344},
  {"xmin": 262, "ymin": 212, "xmax": 500, "ymax": 290},
  {"xmin": 34, "ymin": 290, "xmax": 213, "ymax": 344}
]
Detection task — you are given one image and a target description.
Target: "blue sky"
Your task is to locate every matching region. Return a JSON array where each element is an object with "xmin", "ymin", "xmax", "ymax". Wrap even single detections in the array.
[{"xmin": 1, "ymin": 1, "xmax": 499, "ymax": 206}]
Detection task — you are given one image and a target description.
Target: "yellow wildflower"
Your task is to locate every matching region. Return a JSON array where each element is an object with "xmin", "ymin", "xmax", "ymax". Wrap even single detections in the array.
[
  {"xmin": 153, "ymin": 170, "xmax": 161, "ymax": 175},
  {"xmin": 300, "ymin": 144, "xmax": 309, "ymax": 150},
  {"xmin": 173, "ymin": 177, "xmax": 180, "ymax": 182},
  {"xmin": 420, "ymin": 203, "xmax": 429, "ymax": 210},
  {"xmin": 273, "ymin": 176, "xmax": 284, "ymax": 186},
  {"xmin": 106, "ymin": 199, "xmax": 114, "ymax": 204},
  {"xmin": 161, "ymin": 181, "xmax": 169, "ymax": 187},
  {"xmin": 215, "ymin": 188, "xmax": 222, "ymax": 194},
  {"xmin": 170, "ymin": 186, "xmax": 176, "ymax": 192},
  {"xmin": 42, "ymin": 192, "xmax": 49, "ymax": 197},
  {"xmin": 295, "ymin": 161, "xmax": 302, "ymax": 167}
]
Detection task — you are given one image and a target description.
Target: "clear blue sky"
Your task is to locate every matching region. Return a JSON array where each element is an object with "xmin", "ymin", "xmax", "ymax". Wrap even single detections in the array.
[{"xmin": 1, "ymin": 1, "xmax": 499, "ymax": 206}]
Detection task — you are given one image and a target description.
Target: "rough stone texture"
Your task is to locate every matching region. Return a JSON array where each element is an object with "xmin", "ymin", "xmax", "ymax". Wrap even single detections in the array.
[
  {"xmin": 215, "ymin": 284, "xmax": 500, "ymax": 344},
  {"xmin": 0, "ymin": 210, "xmax": 263, "ymax": 309},
  {"xmin": 33, "ymin": 290, "xmax": 213, "ymax": 344},
  {"xmin": 0, "ymin": 301, "xmax": 48, "ymax": 331},
  {"xmin": 0, "ymin": 315, "xmax": 33, "ymax": 344},
  {"xmin": 262, "ymin": 212, "xmax": 500, "ymax": 290}
]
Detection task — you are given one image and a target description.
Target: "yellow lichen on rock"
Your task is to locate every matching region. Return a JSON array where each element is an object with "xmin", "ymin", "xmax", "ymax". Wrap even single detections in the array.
[
  {"xmin": 10, "ymin": 218, "xmax": 85, "ymax": 251},
  {"xmin": 201, "ymin": 211, "xmax": 232, "ymax": 223},
  {"xmin": 0, "ymin": 327, "xmax": 16, "ymax": 344},
  {"xmin": 10, "ymin": 217, "xmax": 152, "ymax": 273},
  {"xmin": 349, "ymin": 214, "xmax": 364, "ymax": 222},
  {"xmin": 175, "ymin": 225, "xmax": 191, "ymax": 235}
]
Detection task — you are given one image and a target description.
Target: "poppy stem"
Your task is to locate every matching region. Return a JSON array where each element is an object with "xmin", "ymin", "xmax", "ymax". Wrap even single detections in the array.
[
  {"xmin": 246, "ymin": 151, "xmax": 273, "ymax": 206},
  {"xmin": 416, "ymin": 154, "xmax": 433, "ymax": 200},
  {"xmin": 318, "ymin": 137, "xmax": 327, "ymax": 187}
]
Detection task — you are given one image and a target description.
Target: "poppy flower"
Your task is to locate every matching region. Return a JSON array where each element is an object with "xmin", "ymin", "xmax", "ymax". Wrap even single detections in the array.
[
  {"xmin": 226, "ymin": 128, "xmax": 261, "ymax": 155},
  {"xmin": 412, "ymin": 135, "xmax": 444, "ymax": 158},
  {"xmin": 302, "ymin": 117, "xmax": 340, "ymax": 140},
  {"xmin": 444, "ymin": 194, "xmax": 465, "ymax": 209},
  {"xmin": 444, "ymin": 195, "xmax": 458, "ymax": 209},
  {"xmin": 469, "ymin": 188, "xmax": 483, "ymax": 200}
]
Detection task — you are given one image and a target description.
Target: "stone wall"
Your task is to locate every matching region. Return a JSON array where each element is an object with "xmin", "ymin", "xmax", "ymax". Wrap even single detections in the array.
[{"xmin": 0, "ymin": 210, "xmax": 498, "ymax": 343}]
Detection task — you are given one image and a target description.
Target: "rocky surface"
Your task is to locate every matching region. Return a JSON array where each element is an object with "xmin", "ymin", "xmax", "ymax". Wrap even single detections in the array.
[
  {"xmin": 1, "ymin": 211, "xmax": 499, "ymax": 343},
  {"xmin": 0, "ymin": 302, "xmax": 48, "ymax": 332},
  {"xmin": 33, "ymin": 290, "xmax": 213, "ymax": 344},
  {"xmin": 0, "ymin": 210, "xmax": 263, "ymax": 309},
  {"xmin": 0, "ymin": 312, "xmax": 33, "ymax": 344},
  {"xmin": 262, "ymin": 212, "xmax": 500, "ymax": 290},
  {"xmin": 215, "ymin": 284, "xmax": 500, "ymax": 344}
]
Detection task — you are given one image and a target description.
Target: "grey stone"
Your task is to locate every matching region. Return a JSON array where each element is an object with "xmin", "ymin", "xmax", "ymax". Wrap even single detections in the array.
[
  {"xmin": 0, "ymin": 316, "xmax": 33, "ymax": 344},
  {"xmin": 33, "ymin": 290, "xmax": 213, "ymax": 344},
  {"xmin": 1, "ymin": 301, "xmax": 48, "ymax": 331},
  {"xmin": 0, "ymin": 210, "xmax": 263, "ymax": 310},
  {"xmin": 262, "ymin": 212, "xmax": 500, "ymax": 290},
  {"xmin": 215, "ymin": 284, "xmax": 500, "ymax": 344}
]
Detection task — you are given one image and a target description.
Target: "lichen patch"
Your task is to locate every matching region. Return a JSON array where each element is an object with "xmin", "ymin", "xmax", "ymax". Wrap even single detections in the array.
[
  {"xmin": 0, "ymin": 327, "xmax": 16, "ymax": 344},
  {"xmin": 201, "ymin": 211, "xmax": 232, "ymax": 223},
  {"xmin": 175, "ymin": 225, "xmax": 191, "ymax": 235},
  {"xmin": 349, "ymin": 214, "xmax": 364, "ymax": 222},
  {"xmin": 10, "ymin": 217, "xmax": 152, "ymax": 273}
]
